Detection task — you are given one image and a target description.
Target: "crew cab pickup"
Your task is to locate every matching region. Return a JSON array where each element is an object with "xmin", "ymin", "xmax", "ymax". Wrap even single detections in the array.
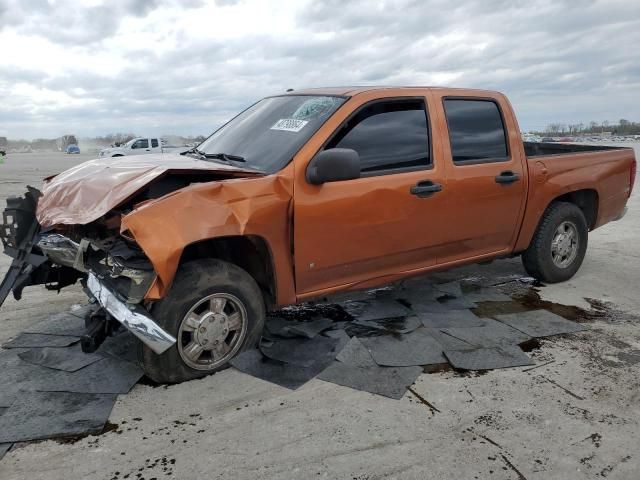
[
  {"xmin": 0, "ymin": 87, "xmax": 635, "ymax": 383},
  {"xmin": 98, "ymin": 137, "xmax": 189, "ymax": 157}
]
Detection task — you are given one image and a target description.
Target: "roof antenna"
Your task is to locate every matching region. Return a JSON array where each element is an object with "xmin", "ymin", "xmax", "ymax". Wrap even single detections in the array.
[{"xmin": 286, "ymin": 88, "xmax": 294, "ymax": 92}]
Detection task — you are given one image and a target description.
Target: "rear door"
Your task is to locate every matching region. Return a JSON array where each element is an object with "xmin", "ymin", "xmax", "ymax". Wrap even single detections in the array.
[
  {"xmin": 293, "ymin": 93, "xmax": 449, "ymax": 295},
  {"xmin": 150, "ymin": 138, "xmax": 161, "ymax": 153},
  {"xmin": 434, "ymin": 94, "xmax": 527, "ymax": 263}
]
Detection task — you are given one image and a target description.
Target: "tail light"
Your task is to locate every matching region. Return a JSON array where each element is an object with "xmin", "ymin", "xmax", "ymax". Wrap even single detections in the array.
[{"xmin": 630, "ymin": 159, "xmax": 637, "ymax": 198}]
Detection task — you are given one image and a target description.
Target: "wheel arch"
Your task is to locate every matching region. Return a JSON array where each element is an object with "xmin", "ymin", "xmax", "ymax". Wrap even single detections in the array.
[
  {"xmin": 549, "ymin": 188, "xmax": 599, "ymax": 230},
  {"xmin": 516, "ymin": 188, "xmax": 599, "ymax": 253},
  {"xmin": 178, "ymin": 235, "xmax": 277, "ymax": 310}
]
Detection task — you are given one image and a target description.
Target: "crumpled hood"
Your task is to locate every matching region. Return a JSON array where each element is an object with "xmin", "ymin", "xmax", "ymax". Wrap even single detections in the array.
[{"xmin": 36, "ymin": 154, "xmax": 263, "ymax": 228}]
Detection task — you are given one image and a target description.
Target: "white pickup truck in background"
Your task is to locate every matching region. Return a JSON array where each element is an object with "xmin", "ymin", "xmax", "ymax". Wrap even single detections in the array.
[{"xmin": 98, "ymin": 137, "xmax": 190, "ymax": 157}]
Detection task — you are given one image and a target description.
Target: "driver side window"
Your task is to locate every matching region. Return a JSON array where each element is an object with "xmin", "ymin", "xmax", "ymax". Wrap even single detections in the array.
[
  {"xmin": 132, "ymin": 139, "xmax": 148, "ymax": 149},
  {"xmin": 325, "ymin": 99, "xmax": 430, "ymax": 174}
]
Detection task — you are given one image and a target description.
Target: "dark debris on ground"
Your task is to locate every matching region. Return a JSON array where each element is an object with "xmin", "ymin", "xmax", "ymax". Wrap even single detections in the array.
[{"xmin": 0, "ymin": 274, "xmax": 591, "ymax": 456}]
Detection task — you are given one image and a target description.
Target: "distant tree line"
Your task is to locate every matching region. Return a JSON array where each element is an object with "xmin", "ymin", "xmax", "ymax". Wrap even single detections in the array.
[
  {"xmin": 533, "ymin": 119, "xmax": 640, "ymax": 136},
  {"xmin": 93, "ymin": 132, "xmax": 138, "ymax": 147}
]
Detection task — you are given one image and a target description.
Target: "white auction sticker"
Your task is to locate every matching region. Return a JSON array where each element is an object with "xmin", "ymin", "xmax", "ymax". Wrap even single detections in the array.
[{"xmin": 270, "ymin": 118, "xmax": 309, "ymax": 132}]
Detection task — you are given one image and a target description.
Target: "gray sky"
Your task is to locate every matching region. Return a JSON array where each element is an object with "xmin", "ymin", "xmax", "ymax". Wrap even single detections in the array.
[{"xmin": 1, "ymin": 0, "xmax": 639, "ymax": 139}]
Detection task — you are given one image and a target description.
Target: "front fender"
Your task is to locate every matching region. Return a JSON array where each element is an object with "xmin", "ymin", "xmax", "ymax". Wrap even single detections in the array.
[{"xmin": 121, "ymin": 172, "xmax": 296, "ymax": 305}]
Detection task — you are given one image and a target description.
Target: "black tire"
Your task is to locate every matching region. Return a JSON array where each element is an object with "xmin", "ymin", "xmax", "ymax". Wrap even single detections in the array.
[
  {"xmin": 521, "ymin": 202, "xmax": 588, "ymax": 283},
  {"xmin": 139, "ymin": 259, "xmax": 265, "ymax": 384}
]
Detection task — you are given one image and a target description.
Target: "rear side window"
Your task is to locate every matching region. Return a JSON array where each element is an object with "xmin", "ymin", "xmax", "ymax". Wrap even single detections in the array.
[
  {"xmin": 151, "ymin": 139, "xmax": 159, "ymax": 148},
  {"xmin": 325, "ymin": 99, "xmax": 430, "ymax": 173},
  {"xmin": 444, "ymin": 99, "xmax": 508, "ymax": 163}
]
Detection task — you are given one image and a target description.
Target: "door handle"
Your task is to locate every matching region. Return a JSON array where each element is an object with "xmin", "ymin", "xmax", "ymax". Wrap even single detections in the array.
[
  {"xmin": 410, "ymin": 181, "xmax": 442, "ymax": 198},
  {"xmin": 495, "ymin": 171, "xmax": 520, "ymax": 184}
]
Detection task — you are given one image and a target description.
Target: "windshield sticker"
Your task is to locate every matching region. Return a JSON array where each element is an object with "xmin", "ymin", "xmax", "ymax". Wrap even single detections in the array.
[
  {"xmin": 270, "ymin": 118, "xmax": 309, "ymax": 133},
  {"xmin": 292, "ymin": 97, "xmax": 341, "ymax": 120}
]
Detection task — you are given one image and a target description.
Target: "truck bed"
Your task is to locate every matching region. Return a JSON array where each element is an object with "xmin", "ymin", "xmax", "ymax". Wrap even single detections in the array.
[
  {"xmin": 523, "ymin": 141, "xmax": 624, "ymax": 157},
  {"xmin": 514, "ymin": 143, "xmax": 635, "ymax": 254}
]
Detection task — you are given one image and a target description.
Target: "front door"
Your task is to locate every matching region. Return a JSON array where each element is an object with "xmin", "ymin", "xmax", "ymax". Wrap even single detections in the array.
[
  {"xmin": 130, "ymin": 138, "xmax": 150, "ymax": 156},
  {"xmin": 293, "ymin": 95, "xmax": 449, "ymax": 295}
]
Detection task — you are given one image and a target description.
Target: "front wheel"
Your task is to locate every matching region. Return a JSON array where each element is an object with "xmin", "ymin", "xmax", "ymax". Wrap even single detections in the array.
[
  {"xmin": 521, "ymin": 202, "xmax": 588, "ymax": 283},
  {"xmin": 139, "ymin": 259, "xmax": 265, "ymax": 383}
]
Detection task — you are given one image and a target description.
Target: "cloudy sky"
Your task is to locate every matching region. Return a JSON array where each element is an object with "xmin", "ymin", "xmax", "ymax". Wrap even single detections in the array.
[{"xmin": 1, "ymin": 0, "xmax": 639, "ymax": 139}]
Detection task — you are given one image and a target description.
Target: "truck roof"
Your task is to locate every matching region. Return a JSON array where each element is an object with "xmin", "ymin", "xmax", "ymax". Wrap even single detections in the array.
[{"xmin": 282, "ymin": 86, "xmax": 502, "ymax": 97}]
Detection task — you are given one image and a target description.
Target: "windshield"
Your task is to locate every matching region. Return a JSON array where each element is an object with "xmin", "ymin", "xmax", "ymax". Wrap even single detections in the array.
[{"xmin": 197, "ymin": 95, "xmax": 346, "ymax": 173}]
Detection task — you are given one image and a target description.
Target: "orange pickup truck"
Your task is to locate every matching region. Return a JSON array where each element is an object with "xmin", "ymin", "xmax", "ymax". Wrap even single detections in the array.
[{"xmin": 0, "ymin": 87, "xmax": 635, "ymax": 382}]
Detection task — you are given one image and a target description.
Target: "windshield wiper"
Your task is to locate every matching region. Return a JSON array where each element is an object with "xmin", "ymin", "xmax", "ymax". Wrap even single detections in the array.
[
  {"xmin": 181, "ymin": 148, "xmax": 246, "ymax": 165},
  {"xmin": 202, "ymin": 152, "xmax": 246, "ymax": 163},
  {"xmin": 180, "ymin": 147, "xmax": 206, "ymax": 157}
]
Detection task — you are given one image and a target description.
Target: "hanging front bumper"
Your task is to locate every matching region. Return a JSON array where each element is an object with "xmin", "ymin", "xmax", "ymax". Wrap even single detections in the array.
[{"xmin": 87, "ymin": 273, "xmax": 176, "ymax": 354}]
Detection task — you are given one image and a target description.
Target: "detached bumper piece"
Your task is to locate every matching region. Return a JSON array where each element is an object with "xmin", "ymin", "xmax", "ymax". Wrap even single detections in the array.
[
  {"xmin": 0, "ymin": 187, "xmax": 47, "ymax": 307},
  {"xmin": 0, "ymin": 188, "xmax": 81, "ymax": 308},
  {"xmin": 87, "ymin": 273, "xmax": 176, "ymax": 354}
]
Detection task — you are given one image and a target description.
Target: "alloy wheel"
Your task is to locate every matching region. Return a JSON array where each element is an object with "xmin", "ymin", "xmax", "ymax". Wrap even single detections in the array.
[{"xmin": 177, "ymin": 293, "xmax": 248, "ymax": 370}]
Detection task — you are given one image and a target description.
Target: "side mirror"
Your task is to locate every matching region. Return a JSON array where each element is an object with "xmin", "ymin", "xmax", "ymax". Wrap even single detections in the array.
[{"xmin": 306, "ymin": 148, "xmax": 360, "ymax": 185}]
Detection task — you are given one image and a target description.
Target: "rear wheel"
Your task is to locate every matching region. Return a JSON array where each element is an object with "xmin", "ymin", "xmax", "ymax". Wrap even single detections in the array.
[
  {"xmin": 139, "ymin": 259, "xmax": 265, "ymax": 383},
  {"xmin": 521, "ymin": 202, "xmax": 588, "ymax": 283}
]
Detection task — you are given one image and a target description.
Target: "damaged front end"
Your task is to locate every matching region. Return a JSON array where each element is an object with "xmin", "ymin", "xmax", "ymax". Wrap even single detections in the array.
[
  {"xmin": 0, "ymin": 188, "xmax": 175, "ymax": 354},
  {"xmin": 1, "ymin": 157, "xmax": 270, "ymax": 357}
]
